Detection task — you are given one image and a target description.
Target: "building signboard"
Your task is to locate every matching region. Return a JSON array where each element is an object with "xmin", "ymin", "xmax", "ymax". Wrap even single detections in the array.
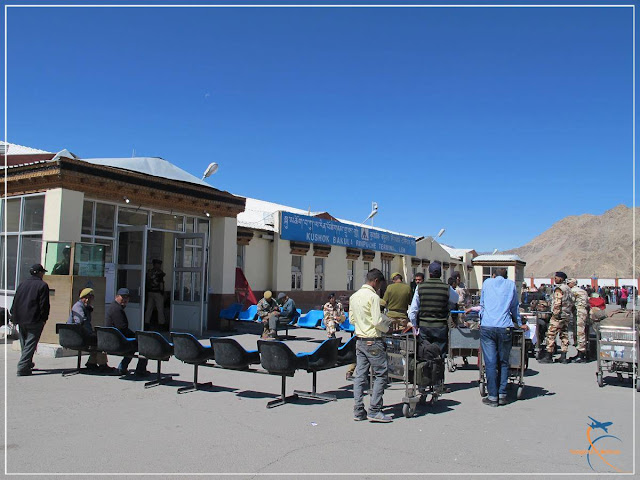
[{"xmin": 280, "ymin": 212, "xmax": 416, "ymax": 256}]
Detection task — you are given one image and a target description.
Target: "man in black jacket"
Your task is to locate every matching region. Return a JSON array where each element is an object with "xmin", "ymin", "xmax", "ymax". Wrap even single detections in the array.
[
  {"xmin": 11, "ymin": 264, "xmax": 50, "ymax": 376},
  {"xmin": 105, "ymin": 288, "xmax": 149, "ymax": 376}
]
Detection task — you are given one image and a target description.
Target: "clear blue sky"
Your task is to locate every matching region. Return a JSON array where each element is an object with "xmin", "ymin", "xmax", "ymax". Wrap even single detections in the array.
[{"xmin": 4, "ymin": 3, "xmax": 635, "ymax": 251}]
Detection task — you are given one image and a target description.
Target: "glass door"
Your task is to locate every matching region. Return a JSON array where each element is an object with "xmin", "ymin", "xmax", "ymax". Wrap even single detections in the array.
[
  {"xmin": 171, "ymin": 233, "xmax": 206, "ymax": 335},
  {"xmin": 116, "ymin": 226, "xmax": 148, "ymax": 332}
]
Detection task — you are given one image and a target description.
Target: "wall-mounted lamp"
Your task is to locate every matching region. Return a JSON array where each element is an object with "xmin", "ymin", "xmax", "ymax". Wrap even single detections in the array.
[
  {"xmin": 123, "ymin": 196, "xmax": 130, "ymax": 204},
  {"xmin": 202, "ymin": 162, "xmax": 219, "ymax": 180},
  {"xmin": 204, "ymin": 211, "xmax": 211, "ymax": 218},
  {"xmin": 492, "ymin": 248, "xmax": 499, "ymax": 255}
]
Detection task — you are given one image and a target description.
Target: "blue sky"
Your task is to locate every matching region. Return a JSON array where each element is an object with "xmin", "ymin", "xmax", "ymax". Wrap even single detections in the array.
[{"xmin": 4, "ymin": 3, "xmax": 635, "ymax": 251}]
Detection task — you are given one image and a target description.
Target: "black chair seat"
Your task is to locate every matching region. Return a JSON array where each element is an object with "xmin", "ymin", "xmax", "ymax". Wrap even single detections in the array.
[
  {"xmin": 257, "ymin": 340, "xmax": 307, "ymax": 408},
  {"xmin": 293, "ymin": 338, "xmax": 340, "ymax": 402},
  {"xmin": 337, "ymin": 335, "xmax": 357, "ymax": 365},
  {"xmin": 136, "ymin": 331, "xmax": 175, "ymax": 389},
  {"xmin": 56, "ymin": 323, "xmax": 96, "ymax": 376},
  {"xmin": 210, "ymin": 337, "xmax": 260, "ymax": 370},
  {"xmin": 171, "ymin": 332, "xmax": 215, "ymax": 394},
  {"xmin": 96, "ymin": 327, "xmax": 137, "ymax": 357}
]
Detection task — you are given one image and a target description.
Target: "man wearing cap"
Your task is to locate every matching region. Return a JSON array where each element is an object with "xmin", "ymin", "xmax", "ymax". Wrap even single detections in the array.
[
  {"xmin": 11, "ymin": 264, "xmax": 50, "ymax": 376},
  {"xmin": 539, "ymin": 272, "xmax": 574, "ymax": 364},
  {"xmin": 567, "ymin": 278, "xmax": 589, "ymax": 363},
  {"xmin": 144, "ymin": 259, "xmax": 166, "ymax": 328},
  {"xmin": 383, "ymin": 272, "xmax": 413, "ymax": 332},
  {"xmin": 350, "ymin": 268, "xmax": 392, "ymax": 422},
  {"xmin": 408, "ymin": 262, "xmax": 459, "ymax": 356},
  {"xmin": 68, "ymin": 288, "xmax": 112, "ymax": 371},
  {"xmin": 323, "ymin": 293, "xmax": 345, "ymax": 339},
  {"xmin": 276, "ymin": 292, "xmax": 299, "ymax": 335},
  {"xmin": 105, "ymin": 288, "xmax": 149, "ymax": 375},
  {"xmin": 257, "ymin": 291, "xmax": 280, "ymax": 339}
]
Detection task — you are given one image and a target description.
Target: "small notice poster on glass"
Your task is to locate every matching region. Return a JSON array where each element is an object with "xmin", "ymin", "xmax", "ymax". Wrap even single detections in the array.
[{"xmin": 74, "ymin": 243, "xmax": 106, "ymax": 277}]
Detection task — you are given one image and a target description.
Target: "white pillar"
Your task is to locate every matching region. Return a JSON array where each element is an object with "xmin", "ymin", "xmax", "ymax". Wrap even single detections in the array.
[{"xmin": 209, "ymin": 217, "xmax": 237, "ymax": 294}]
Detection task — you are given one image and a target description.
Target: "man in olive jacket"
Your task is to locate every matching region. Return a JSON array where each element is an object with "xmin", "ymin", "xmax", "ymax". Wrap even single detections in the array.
[{"xmin": 11, "ymin": 264, "xmax": 50, "ymax": 376}]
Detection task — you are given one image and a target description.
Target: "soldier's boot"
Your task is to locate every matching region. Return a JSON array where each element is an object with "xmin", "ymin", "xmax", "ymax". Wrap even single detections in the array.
[
  {"xmin": 557, "ymin": 352, "xmax": 570, "ymax": 364},
  {"xmin": 538, "ymin": 350, "xmax": 553, "ymax": 363},
  {"xmin": 573, "ymin": 351, "xmax": 587, "ymax": 363}
]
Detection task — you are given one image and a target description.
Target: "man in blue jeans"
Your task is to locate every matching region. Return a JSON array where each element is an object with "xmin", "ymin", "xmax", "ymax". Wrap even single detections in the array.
[{"xmin": 478, "ymin": 268, "xmax": 528, "ymax": 406}]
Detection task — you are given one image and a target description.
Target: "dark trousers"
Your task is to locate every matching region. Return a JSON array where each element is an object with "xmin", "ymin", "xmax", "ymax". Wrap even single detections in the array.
[
  {"xmin": 119, "ymin": 356, "xmax": 148, "ymax": 374},
  {"xmin": 480, "ymin": 326, "xmax": 512, "ymax": 401},
  {"xmin": 353, "ymin": 338, "xmax": 387, "ymax": 416},
  {"xmin": 17, "ymin": 322, "xmax": 45, "ymax": 373},
  {"xmin": 418, "ymin": 325, "xmax": 449, "ymax": 358}
]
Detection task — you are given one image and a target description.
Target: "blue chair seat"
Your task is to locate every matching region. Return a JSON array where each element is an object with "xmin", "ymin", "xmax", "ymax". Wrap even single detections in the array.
[
  {"xmin": 296, "ymin": 310, "xmax": 324, "ymax": 329},
  {"xmin": 238, "ymin": 304, "xmax": 258, "ymax": 322},
  {"xmin": 220, "ymin": 303, "xmax": 243, "ymax": 320}
]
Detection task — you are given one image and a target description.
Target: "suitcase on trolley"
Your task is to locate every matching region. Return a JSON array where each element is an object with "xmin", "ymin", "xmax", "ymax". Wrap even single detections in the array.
[{"xmin": 413, "ymin": 358, "xmax": 445, "ymax": 386}]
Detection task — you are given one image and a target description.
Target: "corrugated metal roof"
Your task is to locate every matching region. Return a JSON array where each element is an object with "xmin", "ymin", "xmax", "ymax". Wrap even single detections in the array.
[
  {"xmin": 441, "ymin": 245, "xmax": 475, "ymax": 259},
  {"xmin": 473, "ymin": 254, "xmax": 524, "ymax": 262},
  {"xmin": 1, "ymin": 141, "xmax": 52, "ymax": 155}
]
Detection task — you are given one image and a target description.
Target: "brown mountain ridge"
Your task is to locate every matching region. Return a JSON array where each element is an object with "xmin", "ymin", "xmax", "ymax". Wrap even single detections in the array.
[{"xmin": 503, "ymin": 205, "xmax": 638, "ymax": 278}]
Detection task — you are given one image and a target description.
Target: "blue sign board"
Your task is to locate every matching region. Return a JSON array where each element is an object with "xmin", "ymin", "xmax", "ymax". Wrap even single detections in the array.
[{"xmin": 280, "ymin": 212, "xmax": 416, "ymax": 256}]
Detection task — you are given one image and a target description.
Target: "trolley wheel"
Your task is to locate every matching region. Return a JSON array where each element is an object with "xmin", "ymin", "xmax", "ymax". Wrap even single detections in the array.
[
  {"xmin": 429, "ymin": 394, "xmax": 438, "ymax": 405},
  {"xmin": 447, "ymin": 359, "xmax": 456, "ymax": 373},
  {"xmin": 479, "ymin": 381, "xmax": 487, "ymax": 397},
  {"xmin": 516, "ymin": 385, "xmax": 524, "ymax": 400},
  {"xmin": 418, "ymin": 394, "xmax": 428, "ymax": 405},
  {"xmin": 617, "ymin": 372, "xmax": 624, "ymax": 382},
  {"xmin": 597, "ymin": 372, "xmax": 604, "ymax": 388},
  {"xmin": 636, "ymin": 378, "xmax": 640, "ymax": 393},
  {"xmin": 402, "ymin": 403, "xmax": 415, "ymax": 418}
]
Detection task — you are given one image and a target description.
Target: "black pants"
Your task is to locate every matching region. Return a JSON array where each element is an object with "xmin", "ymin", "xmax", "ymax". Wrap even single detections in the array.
[
  {"xmin": 418, "ymin": 325, "xmax": 449, "ymax": 358},
  {"xmin": 17, "ymin": 322, "xmax": 45, "ymax": 373}
]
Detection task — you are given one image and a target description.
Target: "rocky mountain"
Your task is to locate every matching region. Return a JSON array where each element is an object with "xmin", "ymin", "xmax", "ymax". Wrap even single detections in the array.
[{"xmin": 503, "ymin": 205, "xmax": 638, "ymax": 278}]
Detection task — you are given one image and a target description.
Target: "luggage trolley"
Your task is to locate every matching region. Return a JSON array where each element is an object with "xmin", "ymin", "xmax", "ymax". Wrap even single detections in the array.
[
  {"xmin": 478, "ymin": 328, "xmax": 526, "ymax": 400},
  {"xmin": 447, "ymin": 310, "xmax": 481, "ymax": 372},
  {"xmin": 384, "ymin": 331, "xmax": 444, "ymax": 418},
  {"xmin": 596, "ymin": 325, "xmax": 638, "ymax": 390}
]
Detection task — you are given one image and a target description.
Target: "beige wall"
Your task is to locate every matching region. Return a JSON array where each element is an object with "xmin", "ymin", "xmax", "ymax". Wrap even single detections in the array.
[
  {"xmin": 209, "ymin": 217, "xmax": 237, "ymax": 295},
  {"xmin": 244, "ymin": 236, "xmax": 273, "ymax": 291},
  {"xmin": 41, "ymin": 188, "xmax": 84, "ymax": 260}
]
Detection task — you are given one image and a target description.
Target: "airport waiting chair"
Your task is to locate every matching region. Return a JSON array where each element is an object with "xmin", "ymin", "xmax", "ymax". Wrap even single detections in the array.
[
  {"xmin": 210, "ymin": 337, "xmax": 260, "ymax": 370},
  {"xmin": 237, "ymin": 304, "xmax": 258, "ymax": 322},
  {"xmin": 338, "ymin": 313, "xmax": 355, "ymax": 336},
  {"xmin": 219, "ymin": 303, "xmax": 243, "ymax": 320},
  {"xmin": 293, "ymin": 338, "xmax": 340, "ymax": 402},
  {"xmin": 136, "ymin": 331, "xmax": 175, "ymax": 389},
  {"xmin": 171, "ymin": 332, "xmax": 215, "ymax": 394},
  {"xmin": 96, "ymin": 327, "xmax": 139, "ymax": 370},
  {"xmin": 337, "ymin": 335, "xmax": 357, "ymax": 366},
  {"xmin": 56, "ymin": 323, "xmax": 97, "ymax": 376},
  {"xmin": 257, "ymin": 340, "xmax": 307, "ymax": 408},
  {"xmin": 296, "ymin": 310, "xmax": 324, "ymax": 329}
]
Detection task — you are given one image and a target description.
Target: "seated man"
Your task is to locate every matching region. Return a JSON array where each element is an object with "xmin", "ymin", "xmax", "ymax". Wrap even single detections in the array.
[
  {"xmin": 67, "ymin": 288, "xmax": 113, "ymax": 372},
  {"xmin": 105, "ymin": 288, "xmax": 149, "ymax": 376},
  {"xmin": 276, "ymin": 293, "xmax": 299, "ymax": 334},
  {"xmin": 257, "ymin": 290, "xmax": 280, "ymax": 339}
]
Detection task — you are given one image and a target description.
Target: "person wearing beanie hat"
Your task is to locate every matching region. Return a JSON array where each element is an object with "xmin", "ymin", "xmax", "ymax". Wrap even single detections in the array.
[
  {"xmin": 10, "ymin": 263, "xmax": 50, "ymax": 376},
  {"xmin": 257, "ymin": 290, "xmax": 280, "ymax": 339},
  {"xmin": 383, "ymin": 272, "xmax": 412, "ymax": 332},
  {"xmin": 539, "ymin": 271, "xmax": 574, "ymax": 364},
  {"xmin": 68, "ymin": 288, "xmax": 113, "ymax": 372}
]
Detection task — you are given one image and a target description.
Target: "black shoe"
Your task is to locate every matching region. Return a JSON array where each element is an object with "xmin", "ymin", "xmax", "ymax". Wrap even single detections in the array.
[
  {"xmin": 482, "ymin": 397, "xmax": 498, "ymax": 407},
  {"xmin": 353, "ymin": 411, "xmax": 367, "ymax": 421},
  {"xmin": 85, "ymin": 363, "xmax": 100, "ymax": 370},
  {"xmin": 16, "ymin": 370, "xmax": 32, "ymax": 376},
  {"xmin": 573, "ymin": 352, "xmax": 587, "ymax": 363},
  {"xmin": 557, "ymin": 352, "xmax": 570, "ymax": 364},
  {"xmin": 498, "ymin": 397, "xmax": 508, "ymax": 406},
  {"xmin": 538, "ymin": 351, "xmax": 553, "ymax": 364},
  {"xmin": 117, "ymin": 368, "xmax": 128, "ymax": 376}
]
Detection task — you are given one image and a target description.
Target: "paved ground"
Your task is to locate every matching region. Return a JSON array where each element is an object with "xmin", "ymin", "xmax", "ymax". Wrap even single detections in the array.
[{"xmin": 2, "ymin": 310, "xmax": 638, "ymax": 479}]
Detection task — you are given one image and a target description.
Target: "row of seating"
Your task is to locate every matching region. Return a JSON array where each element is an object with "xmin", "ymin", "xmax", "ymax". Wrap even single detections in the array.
[
  {"xmin": 220, "ymin": 304, "xmax": 355, "ymax": 334},
  {"xmin": 55, "ymin": 324, "xmax": 357, "ymax": 408}
]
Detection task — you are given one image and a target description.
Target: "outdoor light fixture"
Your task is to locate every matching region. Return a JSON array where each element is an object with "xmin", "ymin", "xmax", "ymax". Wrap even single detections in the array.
[
  {"xmin": 361, "ymin": 201, "xmax": 378, "ymax": 225},
  {"xmin": 431, "ymin": 228, "xmax": 445, "ymax": 244},
  {"xmin": 202, "ymin": 162, "xmax": 219, "ymax": 180},
  {"xmin": 204, "ymin": 211, "xmax": 211, "ymax": 217},
  {"xmin": 492, "ymin": 248, "xmax": 499, "ymax": 255},
  {"xmin": 123, "ymin": 196, "xmax": 130, "ymax": 204}
]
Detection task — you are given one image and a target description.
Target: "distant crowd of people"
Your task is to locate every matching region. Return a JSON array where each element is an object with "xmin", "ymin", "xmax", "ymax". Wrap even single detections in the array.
[{"xmin": 523, "ymin": 283, "xmax": 636, "ymax": 310}]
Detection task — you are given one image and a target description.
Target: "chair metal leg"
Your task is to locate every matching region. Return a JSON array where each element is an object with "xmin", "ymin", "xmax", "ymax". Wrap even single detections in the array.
[
  {"xmin": 294, "ymin": 371, "xmax": 336, "ymax": 402},
  {"xmin": 145, "ymin": 359, "xmax": 175, "ymax": 389},
  {"xmin": 177, "ymin": 364, "xmax": 212, "ymax": 394},
  {"xmin": 62, "ymin": 351, "xmax": 82, "ymax": 377},
  {"xmin": 267, "ymin": 375, "xmax": 299, "ymax": 408}
]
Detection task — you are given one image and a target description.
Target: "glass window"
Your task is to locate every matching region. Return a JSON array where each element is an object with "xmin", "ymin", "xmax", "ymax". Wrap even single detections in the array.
[
  {"xmin": 45, "ymin": 242, "xmax": 72, "ymax": 275},
  {"xmin": 347, "ymin": 260, "xmax": 354, "ymax": 290},
  {"xmin": 6, "ymin": 198, "xmax": 21, "ymax": 232},
  {"xmin": 363, "ymin": 261, "xmax": 371, "ymax": 282},
  {"xmin": 1, "ymin": 236, "xmax": 18, "ymax": 290},
  {"xmin": 82, "ymin": 201, "xmax": 94, "ymax": 235},
  {"xmin": 151, "ymin": 212, "xmax": 184, "ymax": 231},
  {"xmin": 95, "ymin": 203, "xmax": 115, "ymax": 236},
  {"xmin": 381, "ymin": 259, "xmax": 391, "ymax": 281},
  {"xmin": 118, "ymin": 207, "xmax": 148, "ymax": 227},
  {"xmin": 291, "ymin": 255, "xmax": 302, "ymax": 290},
  {"xmin": 314, "ymin": 258, "xmax": 324, "ymax": 291},
  {"xmin": 197, "ymin": 219, "xmax": 209, "ymax": 234},
  {"xmin": 22, "ymin": 196, "xmax": 45, "ymax": 232},
  {"xmin": 185, "ymin": 217, "xmax": 195, "ymax": 233},
  {"xmin": 237, "ymin": 245, "xmax": 245, "ymax": 270},
  {"xmin": 73, "ymin": 243, "xmax": 106, "ymax": 276},
  {"xmin": 19, "ymin": 235, "xmax": 43, "ymax": 284}
]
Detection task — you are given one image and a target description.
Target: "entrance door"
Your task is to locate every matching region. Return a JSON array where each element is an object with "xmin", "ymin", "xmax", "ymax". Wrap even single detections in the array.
[
  {"xmin": 116, "ymin": 226, "xmax": 148, "ymax": 332},
  {"xmin": 171, "ymin": 233, "xmax": 207, "ymax": 335}
]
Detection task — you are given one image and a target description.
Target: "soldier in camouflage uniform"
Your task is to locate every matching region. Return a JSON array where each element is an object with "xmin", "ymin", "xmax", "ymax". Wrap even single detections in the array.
[
  {"xmin": 539, "ymin": 272, "xmax": 574, "ymax": 364},
  {"xmin": 323, "ymin": 293, "xmax": 345, "ymax": 338},
  {"xmin": 257, "ymin": 290, "xmax": 280, "ymax": 339},
  {"xmin": 567, "ymin": 278, "xmax": 589, "ymax": 362}
]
